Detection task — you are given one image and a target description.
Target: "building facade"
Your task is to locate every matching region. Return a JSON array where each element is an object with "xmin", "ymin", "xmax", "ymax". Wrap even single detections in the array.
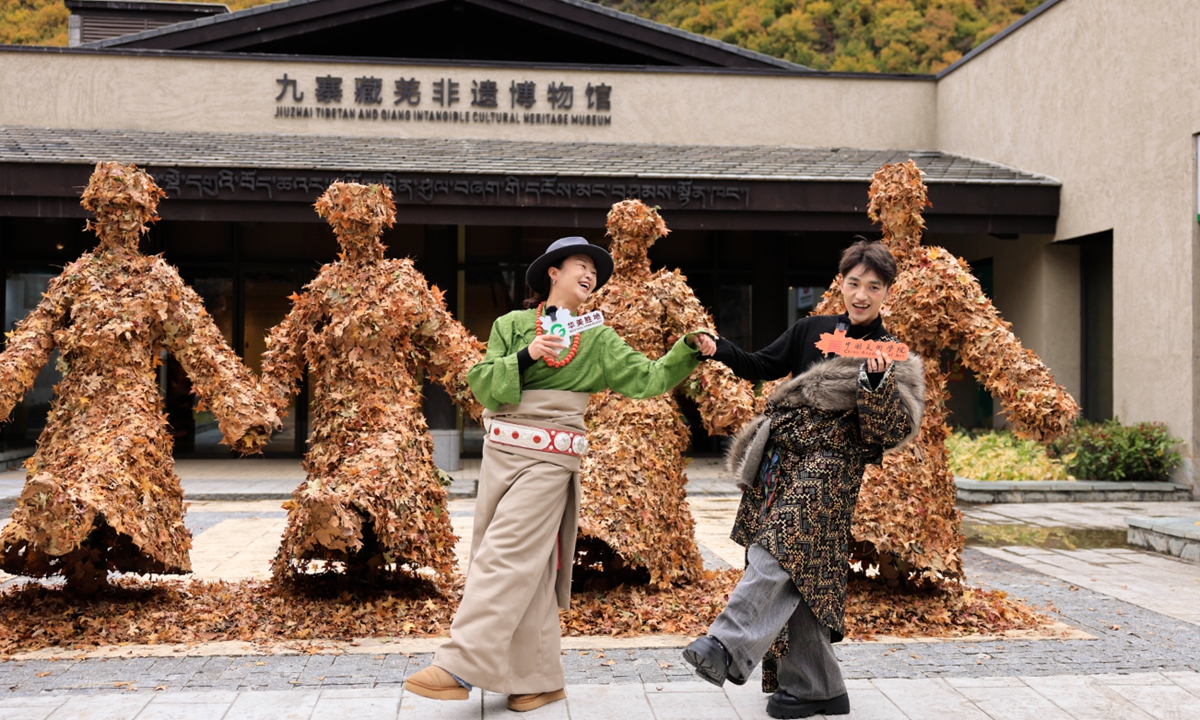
[{"xmin": 0, "ymin": 0, "xmax": 1185, "ymax": 483}]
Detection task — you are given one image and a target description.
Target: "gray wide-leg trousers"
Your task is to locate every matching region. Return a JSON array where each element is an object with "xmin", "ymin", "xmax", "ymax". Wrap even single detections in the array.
[{"xmin": 707, "ymin": 544, "xmax": 846, "ymax": 701}]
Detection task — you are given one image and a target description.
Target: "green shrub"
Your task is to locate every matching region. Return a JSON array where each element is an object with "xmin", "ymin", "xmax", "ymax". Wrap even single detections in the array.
[
  {"xmin": 1049, "ymin": 419, "xmax": 1182, "ymax": 482},
  {"xmin": 946, "ymin": 429, "xmax": 1072, "ymax": 481}
]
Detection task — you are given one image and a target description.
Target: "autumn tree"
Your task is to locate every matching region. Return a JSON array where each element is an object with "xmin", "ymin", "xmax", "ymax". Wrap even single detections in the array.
[{"xmin": 598, "ymin": 0, "xmax": 1043, "ymax": 73}]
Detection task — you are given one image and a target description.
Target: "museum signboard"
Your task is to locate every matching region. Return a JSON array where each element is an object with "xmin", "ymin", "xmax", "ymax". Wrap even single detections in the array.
[{"xmin": 271, "ymin": 71, "xmax": 614, "ymax": 127}]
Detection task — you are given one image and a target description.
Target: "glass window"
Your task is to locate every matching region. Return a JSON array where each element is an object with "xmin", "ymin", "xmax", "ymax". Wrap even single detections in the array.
[{"xmin": 1, "ymin": 273, "xmax": 61, "ymax": 450}]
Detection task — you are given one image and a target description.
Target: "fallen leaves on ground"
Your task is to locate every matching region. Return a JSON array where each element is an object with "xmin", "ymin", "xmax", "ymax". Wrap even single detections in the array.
[
  {"xmin": 563, "ymin": 569, "xmax": 742, "ymax": 636},
  {"xmin": 843, "ymin": 578, "xmax": 1050, "ymax": 640},
  {"xmin": 0, "ymin": 575, "xmax": 458, "ymax": 656},
  {"xmin": 0, "ymin": 568, "xmax": 1050, "ymax": 655}
]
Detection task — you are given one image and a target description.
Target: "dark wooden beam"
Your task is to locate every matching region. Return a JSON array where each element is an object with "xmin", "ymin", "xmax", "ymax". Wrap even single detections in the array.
[{"xmin": 0, "ymin": 162, "xmax": 1058, "ymax": 234}]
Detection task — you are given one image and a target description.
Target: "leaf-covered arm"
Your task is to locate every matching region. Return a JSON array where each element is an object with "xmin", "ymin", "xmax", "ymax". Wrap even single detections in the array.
[
  {"xmin": 404, "ymin": 266, "xmax": 486, "ymax": 424},
  {"xmin": 902, "ymin": 254, "xmax": 1079, "ymax": 443},
  {"xmin": 259, "ymin": 279, "xmax": 325, "ymax": 419},
  {"xmin": 659, "ymin": 271, "xmax": 756, "ymax": 436},
  {"xmin": 0, "ymin": 273, "xmax": 69, "ymax": 421},
  {"xmin": 158, "ymin": 262, "xmax": 281, "ymax": 454}
]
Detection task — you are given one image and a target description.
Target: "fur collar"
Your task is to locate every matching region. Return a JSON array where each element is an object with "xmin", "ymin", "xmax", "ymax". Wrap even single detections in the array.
[{"xmin": 726, "ymin": 355, "xmax": 926, "ymax": 490}]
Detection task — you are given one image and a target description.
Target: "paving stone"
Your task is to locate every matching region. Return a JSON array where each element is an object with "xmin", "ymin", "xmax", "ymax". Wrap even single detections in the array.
[
  {"xmin": 1105, "ymin": 681, "xmax": 1200, "ymax": 719},
  {"xmin": 645, "ymin": 683, "xmax": 739, "ymax": 719},
  {"xmin": 563, "ymin": 684, "xmax": 655, "ymax": 720},
  {"xmin": 948, "ymin": 683, "xmax": 1074, "ymax": 720},
  {"xmin": 871, "ymin": 677, "xmax": 991, "ymax": 719},
  {"xmin": 0, "ymin": 708, "xmax": 60, "ymax": 720},
  {"xmin": 224, "ymin": 689, "xmax": 320, "ymax": 719},
  {"xmin": 50, "ymin": 694, "xmax": 152, "ymax": 720},
  {"xmin": 1021, "ymin": 675, "xmax": 1157, "ymax": 719},
  {"xmin": 398, "ymin": 688, "xmax": 483, "ymax": 719}
]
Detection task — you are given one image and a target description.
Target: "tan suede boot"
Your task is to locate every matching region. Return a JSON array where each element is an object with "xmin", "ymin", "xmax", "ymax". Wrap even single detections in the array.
[
  {"xmin": 507, "ymin": 689, "xmax": 566, "ymax": 712},
  {"xmin": 404, "ymin": 666, "xmax": 469, "ymax": 700}
]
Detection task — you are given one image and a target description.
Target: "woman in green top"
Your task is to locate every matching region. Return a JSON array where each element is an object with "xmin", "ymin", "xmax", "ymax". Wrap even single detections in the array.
[{"xmin": 405, "ymin": 236, "xmax": 715, "ymax": 712}]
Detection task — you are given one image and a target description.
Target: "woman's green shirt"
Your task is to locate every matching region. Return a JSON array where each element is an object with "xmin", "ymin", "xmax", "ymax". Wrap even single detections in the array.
[{"xmin": 467, "ymin": 309, "xmax": 703, "ymax": 412}]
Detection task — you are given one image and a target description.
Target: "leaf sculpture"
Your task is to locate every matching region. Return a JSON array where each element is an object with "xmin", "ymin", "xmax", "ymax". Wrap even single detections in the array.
[
  {"xmin": 576, "ymin": 199, "xmax": 756, "ymax": 588},
  {"xmin": 0, "ymin": 161, "xmax": 279, "ymax": 594},
  {"xmin": 261, "ymin": 182, "xmax": 484, "ymax": 583},
  {"xmin": 812, "ymin": 160, "xmax": 1080, "ymax": 586}
]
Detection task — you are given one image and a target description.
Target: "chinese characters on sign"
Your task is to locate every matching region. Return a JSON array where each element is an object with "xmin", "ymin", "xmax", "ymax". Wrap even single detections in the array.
[{"xmin": 273, "ymin": 73, "xmax": 613, "ymax": 126}]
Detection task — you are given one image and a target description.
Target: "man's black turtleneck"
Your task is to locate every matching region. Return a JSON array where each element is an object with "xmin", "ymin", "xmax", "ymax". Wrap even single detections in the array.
[{"xmin": 711, "ymin": 312, "xmax": 889, "ymax": 383}]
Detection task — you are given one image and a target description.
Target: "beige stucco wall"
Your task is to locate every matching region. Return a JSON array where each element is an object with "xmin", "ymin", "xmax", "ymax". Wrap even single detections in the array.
[
  {"xmin": 932, "ymin": 233, "xmax": 1081, "ymax": 427},
  {"xmin": 10, "ymin": 50, "xmax": 936, "ymax": 149},
  {"xmin": 936, "ymin": 0, "xmax": 1200, "ymax": 473}
]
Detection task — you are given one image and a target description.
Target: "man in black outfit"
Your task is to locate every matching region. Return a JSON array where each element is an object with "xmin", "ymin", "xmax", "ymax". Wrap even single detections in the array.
[{"xmin": 683, "ymin": 239, "xmax": 926, "ymax": 719}]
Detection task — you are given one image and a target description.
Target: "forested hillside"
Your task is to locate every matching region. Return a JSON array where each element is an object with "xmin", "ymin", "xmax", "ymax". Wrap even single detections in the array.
[
  {"xmin": 598, "ymin": 0, "xmax": 1043, "ymax": 73},
  {"xmin": 2, "ymin": 0, "xmax": 1041, "ymax": 74},
  {"xmin": 0, "ymin": 0, "xmax": 266, "ymax": 45}
]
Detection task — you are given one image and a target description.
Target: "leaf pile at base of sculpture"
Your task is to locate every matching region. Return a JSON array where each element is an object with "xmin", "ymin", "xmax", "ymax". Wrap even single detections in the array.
[
  {"xmin": 843, "ymin": 578, "xmax": 1050, "ymax": 640},
  {"xmin": 812, "ymin": 160, "xmax": 1079, "ymax": 588},
  {"xmin": 576, "ymin": 200, "xmax": 756, "ymax": 589},
  {"xmin": 0, "ymin": 161, "xmax": 279, "ymax": 594},
  {"xmin": 0, "ymin": 569, "xmax": 1051, "ymax": 654},
  {"xmin": 0, "ymin": 575, "xmax": 460, "ymax": 656},
  {"xmin": 260, "ymin": 182, "xmax": 484, "ymax": 583}
]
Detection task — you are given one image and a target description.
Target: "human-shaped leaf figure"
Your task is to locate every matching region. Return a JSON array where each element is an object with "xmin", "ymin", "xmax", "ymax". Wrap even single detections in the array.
[
  {"xmin": 576, "ymin": 199, "xmax": 756, "ymax": 588},
  {"xmin": 812, "ymin": 160, "xmax": 1080, "ymax": 586},
  {"xmin": 0, "ymin": 161, "xmax": 280, "ymax": 593},
  {"xmin": 260, "ymin": 182, "xmax": 485, "ymax": 582}
]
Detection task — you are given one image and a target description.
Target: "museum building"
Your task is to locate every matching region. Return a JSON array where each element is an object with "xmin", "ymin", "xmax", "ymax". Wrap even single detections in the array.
[{"xmin": 0, "ymin": 0, "xmax": 1191, "ymax": 482}]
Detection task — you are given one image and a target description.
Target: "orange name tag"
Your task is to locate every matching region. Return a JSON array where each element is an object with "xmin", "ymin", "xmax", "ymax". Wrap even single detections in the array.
[{"xmin": 815, "ymin": 329, "xmax": 909, "ymax": 361}]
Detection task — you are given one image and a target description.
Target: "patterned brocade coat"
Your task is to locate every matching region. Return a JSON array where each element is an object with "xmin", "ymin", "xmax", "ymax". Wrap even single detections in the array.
[{"xmin": 727, "ymin": 353, "xmax": 925, "ymax": 687}]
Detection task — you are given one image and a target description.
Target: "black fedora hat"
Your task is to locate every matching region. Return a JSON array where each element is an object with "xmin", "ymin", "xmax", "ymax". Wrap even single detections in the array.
[{"xmin": 525, "ymin": 236, "xmax": 614, "ymax": 295}]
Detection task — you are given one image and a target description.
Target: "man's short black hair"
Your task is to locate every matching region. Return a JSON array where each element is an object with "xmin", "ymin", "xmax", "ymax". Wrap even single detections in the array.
[{"xmin": 838, "ymin": 237, "xmax": 897, "ymax": 287}]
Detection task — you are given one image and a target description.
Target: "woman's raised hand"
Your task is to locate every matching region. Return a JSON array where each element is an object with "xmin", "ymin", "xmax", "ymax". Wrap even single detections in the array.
[{"xmin": 528, "ymin": 334, "xmax": 568, "ymax": 361}]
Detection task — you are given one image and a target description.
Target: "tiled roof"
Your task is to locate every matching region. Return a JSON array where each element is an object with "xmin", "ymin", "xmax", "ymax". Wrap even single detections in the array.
[
  {"xmin": 86, "ymin": 0, "xmax": 810, "ymax": 72},
  {"xmin": 0, "ymin": 126, "xmax": 1058, "ymax": 185}
]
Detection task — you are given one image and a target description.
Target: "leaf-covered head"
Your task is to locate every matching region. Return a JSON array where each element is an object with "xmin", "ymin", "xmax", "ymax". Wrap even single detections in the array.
[
  {"xmin": 80, "ymin": 161, "xmax": 166, "ymax": 251},
  {"xmin": 606, "ymin": 199, "xmax": 669, "ymax": 269},
  {"xmin": 315, "ymin": 182, "xmax": 396, "ymax": 260},
  {"xmin": 867, "ymin": 160, "xmax": 930, "ymax": 265}
]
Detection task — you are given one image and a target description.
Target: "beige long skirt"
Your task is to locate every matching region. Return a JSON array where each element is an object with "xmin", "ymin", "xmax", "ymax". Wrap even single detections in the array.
[{"xmin": 434, "ymin": 390, "xmax": 589, "ymax": 694}]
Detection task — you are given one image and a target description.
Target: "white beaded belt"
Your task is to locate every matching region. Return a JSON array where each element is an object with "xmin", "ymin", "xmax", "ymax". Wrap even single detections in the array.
[{"xmin": 486, "ymin": 419, "xmax": 589, "ymax": 457}]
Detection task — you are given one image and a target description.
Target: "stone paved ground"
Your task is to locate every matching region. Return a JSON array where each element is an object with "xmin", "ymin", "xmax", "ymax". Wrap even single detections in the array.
[
  {"xmin": 2, "ymin": 549, "xmax": 1196, "ymax": 698},
  {"xmin": 3, "ymin": 463, "xmax": 1200, "ymax": 717}
]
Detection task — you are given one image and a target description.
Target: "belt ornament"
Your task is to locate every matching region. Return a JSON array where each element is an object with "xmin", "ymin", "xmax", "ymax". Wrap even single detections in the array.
[{"xmin": 486, "ymin": 419, "xmax": 589, "ymax": 457}]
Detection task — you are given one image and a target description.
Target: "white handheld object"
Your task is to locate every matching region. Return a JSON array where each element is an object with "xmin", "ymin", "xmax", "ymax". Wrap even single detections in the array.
[{"xmin": 539, "ymin": 308, "xmax": 605, "ymax": 339}]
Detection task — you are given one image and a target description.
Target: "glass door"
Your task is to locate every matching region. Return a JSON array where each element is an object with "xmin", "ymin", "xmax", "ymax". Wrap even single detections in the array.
[{"xmin": 243, "ymin": 273, "xmax": 306, "ymax": 455}]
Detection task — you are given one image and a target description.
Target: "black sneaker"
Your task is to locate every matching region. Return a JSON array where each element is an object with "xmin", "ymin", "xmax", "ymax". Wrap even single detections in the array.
[
  {"xmin": 765, "ymin": 691, "xmax": 850, "ymax": 719},
  {"xmin": 681, "ymin": 636, "xmax": 742, "ymax": 687}
]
